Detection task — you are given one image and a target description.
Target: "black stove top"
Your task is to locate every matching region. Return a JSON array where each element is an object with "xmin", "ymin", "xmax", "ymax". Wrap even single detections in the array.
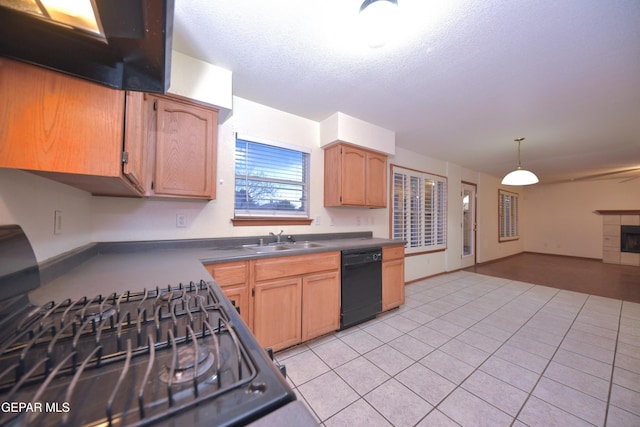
[{"xmin": 0, "ymin": 225, "xmax": 295, "ymax": 426}]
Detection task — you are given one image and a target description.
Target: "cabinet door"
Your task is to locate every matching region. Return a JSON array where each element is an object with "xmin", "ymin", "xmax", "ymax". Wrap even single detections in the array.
[
  {"xmin": 206, "ymin": 261, "xmax": 250, "ymax": 327},
  {"xmin": 382, "ymin": 258, "xmax": 405, "ymax": 311},
  {"xmin": 152, "ymin": 96, "xmax": 217, "ymax": 199},
  {"xmin": 302, "ymin": 271, "xmax": 340, "ymax": 341},
  {"xmin": 366, "ymin": 151, "xmax": 387, "ymax": 207},
  {"xmin": 122, "ymin": 91, "xmax": 147, "ymax": 193},
  {"xmin": 0, "ymin": 58, "xmax": 125, "ymax": 176},
  {"xmin": 341, "ymin": 145, "xmax": 367, "ymax": 205},
  {"xmin": 221, "ymin": 285, "xmax": 250, "ymax": 327},
  {"xmin": 253, "ymin": 277, "xmax": 302, "ymax": 352}
]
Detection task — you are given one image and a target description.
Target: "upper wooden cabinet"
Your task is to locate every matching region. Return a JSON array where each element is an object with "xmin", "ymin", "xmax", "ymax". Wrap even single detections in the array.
[
  {"xmin": 0, "ymin": 58, "xmax": 141, "ymax": 196},
  {"xmin": 323, "ymin": 142, "xmax": 387, "ymax": 208},
  {"xmin": 0, "ymin": 59, "xmax": 218, "ymax": 199},
  {"xmin": 144, "ymin": 95, "xmax": 217, "ymax": 199}
]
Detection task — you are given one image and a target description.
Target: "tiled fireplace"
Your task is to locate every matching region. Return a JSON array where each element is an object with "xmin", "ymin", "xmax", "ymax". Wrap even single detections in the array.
[{"xmin": 596, "ymin": 210, "xmax": 640, "ymax": 265}]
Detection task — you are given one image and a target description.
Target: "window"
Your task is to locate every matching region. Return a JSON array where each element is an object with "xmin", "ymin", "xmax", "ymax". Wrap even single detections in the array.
[
  {"xmin": 499, "ymin": 189, "xmax": 519, "ymax": 241},
  {"xmin": 392, "ymin": 165, "xmax": 447, "ymax": 253},
  {"xmin": 234, "ymin": 134, "xmax": 310, "ymax": 218}
]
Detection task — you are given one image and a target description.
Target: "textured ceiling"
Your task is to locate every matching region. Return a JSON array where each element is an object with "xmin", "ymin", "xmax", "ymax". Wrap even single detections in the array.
[{"xmin": 173, "ymin": 0, "xmax": 640, "ymax": 184}]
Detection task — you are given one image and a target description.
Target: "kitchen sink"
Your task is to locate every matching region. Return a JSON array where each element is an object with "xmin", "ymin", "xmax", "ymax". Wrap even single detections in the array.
[
  {"xmin": 245, "ymin": 245, "xmax": 293, "ymax": 253},
  {"xmin": 243, "ymin": 241, "xmax": 324, "ymax": 253},
  {"xmin": 286, "ymin": 241, "xmax": 325, "ymax": 249}
]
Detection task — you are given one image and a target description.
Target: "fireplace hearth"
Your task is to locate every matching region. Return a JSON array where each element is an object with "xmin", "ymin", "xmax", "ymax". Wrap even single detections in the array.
[
  {"xmin": 595, "ymin": 210, "xmax": 640, "ymax": 265},
  {"xmin": 621, "ymin": 225, "xmax": 640, "ymax": 254}
]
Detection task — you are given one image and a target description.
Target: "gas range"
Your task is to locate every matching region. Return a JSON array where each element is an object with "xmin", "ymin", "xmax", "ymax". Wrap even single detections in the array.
[{"xmin": 0, "ymin": 225, "xmax": 295, "ymax": 426}]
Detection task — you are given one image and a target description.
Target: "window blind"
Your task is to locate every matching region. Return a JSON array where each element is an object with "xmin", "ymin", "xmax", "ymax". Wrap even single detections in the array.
[
  {"xmin": 392, "ymin": 166, "xmax": 447, "ymax": 253},
  {"xmin": 499, "ymin": 189, "xmax": 519, "ymax": 241},
  {"xmin": 235, "ymin": 135, "xmax": 310, "ymax": 217}
]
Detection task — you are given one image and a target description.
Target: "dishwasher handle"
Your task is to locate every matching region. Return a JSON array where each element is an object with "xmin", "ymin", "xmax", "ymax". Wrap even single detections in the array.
[{"xmin": 341, "ymin": 249, "xmax": 382, "ymax": 266}]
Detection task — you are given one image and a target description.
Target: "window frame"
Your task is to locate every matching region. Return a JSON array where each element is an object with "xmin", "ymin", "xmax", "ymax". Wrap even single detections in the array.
[
  {"xmin": 498, "ymin": 189, "xmax": 520, "ymax": 242},
  {"xmin": 391, "ymin": 164, "xmax": 448, "ymax": 254},
  {"xmin": 233, "ymin": 133, "xmax": 311, "ymax": 225}
]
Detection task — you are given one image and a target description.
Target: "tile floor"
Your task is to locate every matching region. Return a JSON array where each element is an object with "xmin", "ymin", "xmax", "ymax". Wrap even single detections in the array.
[{"xmin": 275, "ymin": 271, "xmax": 640, "ymax": 426}]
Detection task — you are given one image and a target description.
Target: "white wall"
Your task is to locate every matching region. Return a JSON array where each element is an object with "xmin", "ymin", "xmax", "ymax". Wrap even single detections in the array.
[
  {"xmin": 0, "ymin": 168, "xmax": 92, "ymax": 261},
  {"xmin": 90, "ymin": 97, "xmax": 390, "ymax": 243},
  {"xmin": 522, "ymin": 179, "xmax": 640, "ymax": 259}
]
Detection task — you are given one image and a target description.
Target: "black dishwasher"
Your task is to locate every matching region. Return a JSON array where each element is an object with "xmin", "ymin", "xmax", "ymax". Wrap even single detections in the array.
[{"xmin": 340, "ymin": 247, "xmax": 383, "ymax": 329}]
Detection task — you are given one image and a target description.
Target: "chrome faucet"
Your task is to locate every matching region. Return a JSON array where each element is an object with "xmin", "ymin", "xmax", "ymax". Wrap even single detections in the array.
[{"xmin": 269, "ymin": 230, "xmax": 284, "ymax": 243}]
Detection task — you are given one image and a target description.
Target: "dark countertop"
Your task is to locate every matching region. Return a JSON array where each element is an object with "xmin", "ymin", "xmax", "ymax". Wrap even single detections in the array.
[
  {"xmin": 25, "ymin": 232, "xmax": 401, "ymax": 425},
  {"xmin": 30, "ymin": 233, "xmax": 404, "ymax": 306}
]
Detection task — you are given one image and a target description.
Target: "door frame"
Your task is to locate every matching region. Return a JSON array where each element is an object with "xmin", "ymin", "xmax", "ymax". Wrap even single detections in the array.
[{"xmin": 461, "ymin": 181, "xmax": 477, "ymax": 268}]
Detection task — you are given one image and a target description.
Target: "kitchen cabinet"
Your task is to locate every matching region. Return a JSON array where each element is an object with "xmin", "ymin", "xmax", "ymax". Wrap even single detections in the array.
[
  {"xmin": 382, "ymin": 244, "xmax": 405, "ymax": 311},
  {"xmin": 205, "ymin": 261, "xmax": 250, "ymax": 326},
  {"xmin": 252, "ymin": 252, "xmax": 340, "ymax": 351},
  {"xmin": 144, "ymin": 94, "xmax": 218, "ymax": 199},
  {"xmin": 0, "ymin": 58, "xmax": 143, "ymax": 196},
  {"xmin": 0, "ymin": 59, "xmax": 219, "ymax": 199},
  {"xmin": 302, "ymin": 270, "xmax": 341, "ymax": 341},
  {"xmin": 253, "ymin": 276, "xmax": 302, "ymax": 351},
  {"xmin": 323, "ymin": 142, "xmax": 387, "ymax": 208}
]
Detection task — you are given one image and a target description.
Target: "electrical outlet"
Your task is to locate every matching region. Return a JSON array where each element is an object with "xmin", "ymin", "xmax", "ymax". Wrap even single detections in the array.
[
  {"xmin": 176, "ymin": 214, "xmax": 187, "ymax": 228},
  {"xmin": 315, "ymin": 215, "xmax": 321, "ymax": 226},
  {"xmin": 54, "ymin": 210, "xmax": 63, "ymax": 235}
]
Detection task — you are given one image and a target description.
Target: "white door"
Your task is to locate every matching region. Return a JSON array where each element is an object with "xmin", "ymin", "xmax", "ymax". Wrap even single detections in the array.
[{"xmin": 461, "ymin": 182, "xmax": 477, "ymax": 268}]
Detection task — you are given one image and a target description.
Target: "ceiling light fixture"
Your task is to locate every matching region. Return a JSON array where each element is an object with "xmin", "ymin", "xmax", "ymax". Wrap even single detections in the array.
[
  {"xmin": 358, "ymin": 0, "xmax": 399, "ymax": 48},
  {"xmin": 501, "ymin": 137, "xmax": 539, "ymax": 186}
]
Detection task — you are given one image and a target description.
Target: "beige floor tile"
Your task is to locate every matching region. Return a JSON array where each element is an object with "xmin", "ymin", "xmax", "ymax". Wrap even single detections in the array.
[
  {"xmin": 364, "ymin": 378, "xmax": 433, "ymax": 426},
  {"xmin": 462, "ymin": 370, "xmax": 528, "ymax": 416},
  {"xmin": 339, "ymin": 329, "xmax": 384, "ymax": 354},
  {"xmin": 609, "ymin": 384, "xmax": 640, "ymax": 417},
  {"xmin": 532, "ymin": 377, "xmax": 607, "ymax": 425},
  {"xmin": 361, "ymin": 321, "xmax": 404, "ymax": 343},
  {"xmin": 408, "ymin": 325, "xmax": 451, "ymax": 347},
  {"xmin": 552, "ymin": 348, "xmax": 613, "ymax": 380},
  {"xmin": 395, "ymin": 363, "xmax": 456, "ymax": 406},
  {"xmin": 364, "ymin": 344, "xmax": 414, "ymax": 376},
  {"xmin": 283, "ymin": 348, "xmax": 331, "ymax": 386},
  {"xmin": 414, "ymin": 409, "xmax": 460, "ymax": 426},
  {"xmin": 324, "ymin": 398, "xmax": 392, "ymax": 427},
  {"xmin": 493, "ymin": 343, "xmax": 550, "ymax": 374},
  {"xmin": 438, "ymin": 387, "xmax": 512, "ymax": 427},
  {"xmin": 311, "ymin": 338, "xmax": 358, "ymax": 369},
  {"xmin": 298, "ymin": 371, "xmax": 358, "ymax": 422},
  {"xmin": 455, "ymin": 329, "xmax": 503, "ymax": 353},
  {"xmin": 439, "ymin": 338, "xmax": 490, "ymax": 367},
  {"xmin": 479, "ymin": 356, "xmax": 540, "ymax": 393},
  {"xmin": 606, "ymin": 405, "xmax": 640, "ymax": 426},
  {"xmin": 388, "ymin": 334, "xmax": 435, "ymax": 361},
  {"xmin": 334, "ymin": 356, "xmax": 390, "ymax": 396},
  {"xmin": 419, "ymin": 349, "xmax": 475, "ymax": 384},
  {"xmin": 613, "ymin": 366, "xmax": 640, "ymax": 393},
  {"xmin": 543, "ymin": 361, "xmax": 610, "ymax": 401},
  {"xmin": 517, "ymin": 396, "xmax": 595, "ymax": 427}
]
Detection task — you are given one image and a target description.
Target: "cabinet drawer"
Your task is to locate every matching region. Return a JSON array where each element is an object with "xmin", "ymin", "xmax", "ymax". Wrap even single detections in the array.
[
  {"xmin": 205, "ymin": 261, "xmax": 247, "ymax": 287},
  {"xmin": 254, "ymin": 252, "xmax": 340, "ymax": 282},
  {"xmin": 383, "ymin": 245, "xmax": 404, "ymax": 261}
]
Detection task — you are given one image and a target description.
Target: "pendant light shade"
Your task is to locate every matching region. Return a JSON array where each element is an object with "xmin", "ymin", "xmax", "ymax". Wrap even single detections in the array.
[
  {"xmin": 358, "ymin": 0, "xmax": 399, "ymax": 48},
  {"xmin": 501, "ymin": 138, "xmax": 539, "ymax": 186}
]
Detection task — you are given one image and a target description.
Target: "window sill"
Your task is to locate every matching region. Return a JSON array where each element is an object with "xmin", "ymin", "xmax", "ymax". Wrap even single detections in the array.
[{"xmin": 232, "ymin": 217, "xmax": 313, "ymax": 226}]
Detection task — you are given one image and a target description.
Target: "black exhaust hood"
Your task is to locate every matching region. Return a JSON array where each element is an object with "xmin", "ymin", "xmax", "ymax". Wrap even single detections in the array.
[{"xmin": 0, "ymin": 0, "xmax": 174, "ymax": 93}]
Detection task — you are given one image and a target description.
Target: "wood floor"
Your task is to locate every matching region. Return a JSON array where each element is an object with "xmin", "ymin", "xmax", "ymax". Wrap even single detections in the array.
[{"xmin": 464, "ymin": 252, "xmax": 640, "ymax": 303}]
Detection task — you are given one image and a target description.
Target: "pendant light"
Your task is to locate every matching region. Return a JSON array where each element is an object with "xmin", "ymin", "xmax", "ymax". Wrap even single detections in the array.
[
  {"xmin": 358, "ymin": 0, "xmax": 399, "ymax": 48},
  {"xmin": 501, "ymin": 137, "xmax": 539, "ymax": 186}
]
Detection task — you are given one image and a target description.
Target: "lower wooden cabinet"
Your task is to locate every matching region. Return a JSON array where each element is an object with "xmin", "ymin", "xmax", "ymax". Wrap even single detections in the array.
[
  {"xmin": 204, "ymin": 261, "xmax": 250, "ymax": 326},
  {"xmin": 253, "ymin": 277, "xmax": 302, "ymax": 351},
  {"xmin": 382, "ymin": 245, "xmax": 405, "ymax": 311},
  {"xmin": 252, "ymin": 252, "xmax": 340, "ymax": 352},
  {"xmin": 302, "ymin": 271, "xmax": 340, "ymax": 342}
]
